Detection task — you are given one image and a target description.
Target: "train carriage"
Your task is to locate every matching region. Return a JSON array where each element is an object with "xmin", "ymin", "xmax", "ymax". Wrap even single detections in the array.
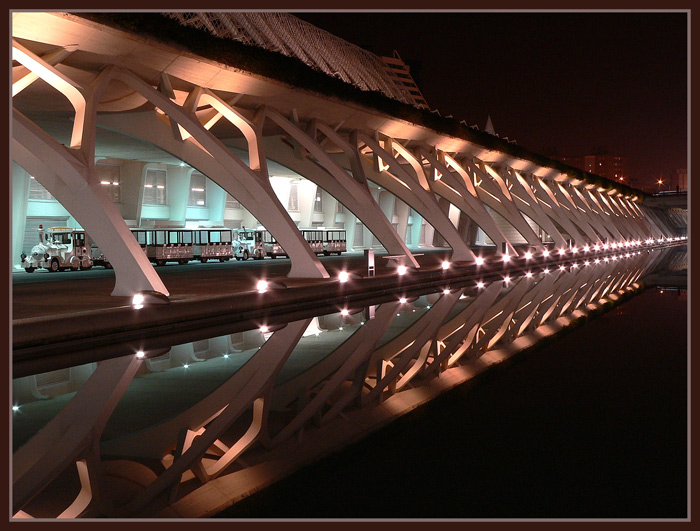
[{"xmin": 193, "ymin": 228, "xmax": 233, "ymax": 262}]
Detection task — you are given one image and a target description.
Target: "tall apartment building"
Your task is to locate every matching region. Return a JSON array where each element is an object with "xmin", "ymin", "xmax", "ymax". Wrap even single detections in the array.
[{"xmin": 554, "ymin": 154, "xmax": 629, "ymax": 183}]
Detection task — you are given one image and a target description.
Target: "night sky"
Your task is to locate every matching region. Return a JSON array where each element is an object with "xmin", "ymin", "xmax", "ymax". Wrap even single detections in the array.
[{"xmin": 293, "ymin": 11, "xmax": 688, "ymax": 191}]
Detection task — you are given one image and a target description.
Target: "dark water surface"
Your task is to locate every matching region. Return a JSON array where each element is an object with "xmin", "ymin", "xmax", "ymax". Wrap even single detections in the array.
[{"xmin": 215, "ymin": 287, "xmax": 688, "ymax": 519}]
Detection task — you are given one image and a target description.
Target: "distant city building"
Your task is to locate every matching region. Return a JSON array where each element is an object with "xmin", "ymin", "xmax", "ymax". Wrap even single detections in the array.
[
  {"xmin": 674, "ymin": 168, "xmax": 688, "ymax": 191},
  {"xmin": 554, "ymin": 154, "xmax": 629, "ymax": 184}
]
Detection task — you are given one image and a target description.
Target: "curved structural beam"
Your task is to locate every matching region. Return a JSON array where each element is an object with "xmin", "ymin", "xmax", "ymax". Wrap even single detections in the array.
[{"xmin": 97, "ymin": 67, "xmax": 329, "ymax": 279}]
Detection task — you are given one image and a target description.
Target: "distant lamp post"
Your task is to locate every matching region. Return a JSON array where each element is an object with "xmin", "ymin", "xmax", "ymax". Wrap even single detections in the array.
[{"xmin": 657, "ymin": 179, "xmax": 663, "ymax": 192}]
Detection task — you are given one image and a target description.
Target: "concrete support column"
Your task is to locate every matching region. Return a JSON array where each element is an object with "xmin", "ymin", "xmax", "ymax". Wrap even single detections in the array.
[
  {"xmin": 297, "ymin": 179, "xmax": 317, "ymax": 228},
  {"xmin": 167, "ymin": 166, "xmax": 190, "ymax": 226},
  {"xmin": 118, "ymin": 160, "xmax": 147, "ymax": 223},
  {"xmin": 320, "ymin": 190, "xmax": 338, "ymax": 227},
  {"xmin": 394, "ymin": 199, "xmax": 410, "ymax": 243},
  {"xmin": 12, "ymin": 162, "xmax": 30, "ymax": 268},
  {"xmin": 206, "ymin": 179, "xmax": 227, "ymax": 225}
]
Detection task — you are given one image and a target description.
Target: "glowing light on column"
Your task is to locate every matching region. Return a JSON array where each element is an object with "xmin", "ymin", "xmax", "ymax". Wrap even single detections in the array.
[
  {"xmin": 397, "ymin": 265, "xmax": 408, "ymax": 276},
  {"xmin": 503, "ymin": 254, "xmax": 511, "ymax": 263},
  {"xmin": 442, "ymin": 260, "xmax": 451, "ymax": 270},
  {"xmin": 338, "ymin": 271, "xmax": 349, "ymax": 283},
  {"xmin": 256, "ymin": 280, "xmax": 268, "ymax": 293}
]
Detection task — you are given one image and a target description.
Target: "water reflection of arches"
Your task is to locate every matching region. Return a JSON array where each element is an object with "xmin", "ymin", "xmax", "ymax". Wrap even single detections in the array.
[{"xmin": 12, "ymin": 249, "xmax": 677, "ymax": 518}]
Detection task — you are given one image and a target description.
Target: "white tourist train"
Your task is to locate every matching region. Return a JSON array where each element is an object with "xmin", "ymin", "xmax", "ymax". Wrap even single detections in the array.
[
  {"xmin": 20, "ymin": 225, "xmax": 346, "ymax": 271},
  {"xmin": 233, "ymin": 227, "xmax": 347, "ymax": 260}
]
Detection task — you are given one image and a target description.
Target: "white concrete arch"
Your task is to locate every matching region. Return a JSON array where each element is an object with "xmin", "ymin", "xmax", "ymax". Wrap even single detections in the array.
[
  {"xmin": 95, "ymin": 66, "xmax": 329, "ymax": 279},
  {"xmin": 261, "ymin": 108, "xmax": 420, "ymax": 267},
  {"xmin": 353, "ymin": 133, "xmax": 476, "ymax": 262}
]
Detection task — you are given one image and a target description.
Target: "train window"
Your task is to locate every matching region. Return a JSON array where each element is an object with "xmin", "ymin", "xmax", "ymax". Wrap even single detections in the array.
[
  {"xmin": 74, "ymin": 232, "xmax": 85, "ymax": 246},
  {"xmin": 133, "ymin": 231, "xmax": 148, "ymax": 246},
  {"xmin": 155, "ymin": 230, "xmax": 167, "ymax": 245},
  {"xmin": 209, "ymin": 231, "xmax": 221, "ymax": 243},
  {"xmin": 222, "ymin": 230, "xmax": 232, "ymax": 243},
  {"xmin": 181, "ymin": 231, "xmax": 193, "ymax": 245}
]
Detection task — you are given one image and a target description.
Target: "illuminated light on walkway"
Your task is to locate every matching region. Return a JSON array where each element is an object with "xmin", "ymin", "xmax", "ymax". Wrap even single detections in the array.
[
  {"xmin": 223, "ymin": 354, "xmax": 229, "ymax": 359},
  {"xmin": 340, "ymin": 309, "xmax": 349, "ymax": 316},
  {"xmin": 543, "ymin": 249, "xmax": 550, "ymax": 258},
  {"xmin": 477, "ymin": 281, "xmax": 485, "ymax": 289},
  {"xmin": 338, "ymin": 271, "xmax": 349, "ymax": 283},
  {"xmin": 475, "ymin": 256, "xmax": 485, "ymax": 266},
  {"xmin": 12, "ymin": 405, "xmax": 19, "ymax": 412},
  {"xmin": 443, "ymin": 289, "xmax": 450, "ymax": 295},
  {"xmin": 558, "ymin": 248, "xmax": 566, "ymax": 256},
  {"xmin": 502, "ymin": 254, "xmax": 511, "ymax": 263},
  {"xmin": 572, "ymin": 263, "xmax": 578, "ymax": 268},
  {"xmin": 583, "ymin": 245, "xmax": 590, "ymax": 253},
  {"xmin": 594, "ymin": 244, "xmax": 601, "ymax": 251},
  {"xmin": 604, "ymin": 257, "xmax": 610, "ymax": 262},
  {"xmin": 559, "ymin": 265, "xmax": 566, "ymax": 271},
  {"xmin": 183, "ymin": 364, "xmax": 189, "ymax": 369},
  {"xmin": 399, "ymin": 297, "xmax": 407, "ymax": 304},
  {"xmin": 543, "ymin": 268, "xmax": 550, "ymax": 274},
  {"xmin": 132, "ymin": 293, "xmax": 145, "ymax": 309},
  {"xmin": 136, "ymin": 350, "xmax": 145, "ymax": 359},
  {"xmin": 442, "ymin": 260, "xmax": 450, "ymax": 270},
  {"xmin": 525, "ymin": 272, "xmax": 533, "ymax": 278},
  {"xmin": 503, "ymin": 276, "xmax": 511, "ymax": 284},
  {"xmin": 571, "ymin": 247, "xmax": 578, "ymax": 254},
  {"xmin": 259, "ymin": 325, "xmax": 269, "ymax": 333},
  {"xmin": 584, "ymin": 260, "xmax": 590, "ymax": 266},
  {"xmin": 603, "ymin": 243, "xmax": 610, "ymax": 250},
  {"xmin": 524, "ymin": 251, "xmax": 533, "ymax": 260},
  {"xmin": 595, "ymin": 258, "xmax": 600, "ymax": 264},
  {"xmin": 256, "ymin": 280, "xmax": 268, "ymax": 293},
  {"xmin": 397, "ymin": 265, "xmax": 408, "ymax": 276}
]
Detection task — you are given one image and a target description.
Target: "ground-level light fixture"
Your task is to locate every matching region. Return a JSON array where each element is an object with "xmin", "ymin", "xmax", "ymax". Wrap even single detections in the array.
[
  {"xmin": 442, "ymin": 260, "xmax": 451, "ymax": 270},
  {"xmin": 260, "ymin": 325, "xmax": 269, "ymax": 333},
  {"xmin": 397, "ymin": 265, "xmax": 408, "ymax": 276},
  {"xmin": 524, "ymin": 251, "xmax": 533, "ymax": 260},
  {"xmin": 256, "ymin": 280, "xmax": 268, "ymax": 293},
  {"xmin": 543, "ymin": 249, "xmax": 550, "ymax": 257},
  {"xmin": 132, "ymin": 290, "xmax": 170, "ymax": 309},
  {"xmin": 340, "ymin": 309, "xmax": 349, "ymax": 316},
  {"xmin": 338, "ymin": 271, "xmax": 350, "ymax": 283},
  {"xmin": 443, "ymin": 289, "xmax": 450, "ymax": 295},
  {"xmin": 399, "ymin": 297, "xmax": 407, "ymax": 304},
  {"xmin": 136, "ymin": 350, "xmax": 145, "ymax": 359},
  {"xmin": 475, "ymin": 256, "xmax": 485, "ymax": 266},
  {"xmin": 477, "ymin": 281, "xmax": 485, "ymax": 289}
]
